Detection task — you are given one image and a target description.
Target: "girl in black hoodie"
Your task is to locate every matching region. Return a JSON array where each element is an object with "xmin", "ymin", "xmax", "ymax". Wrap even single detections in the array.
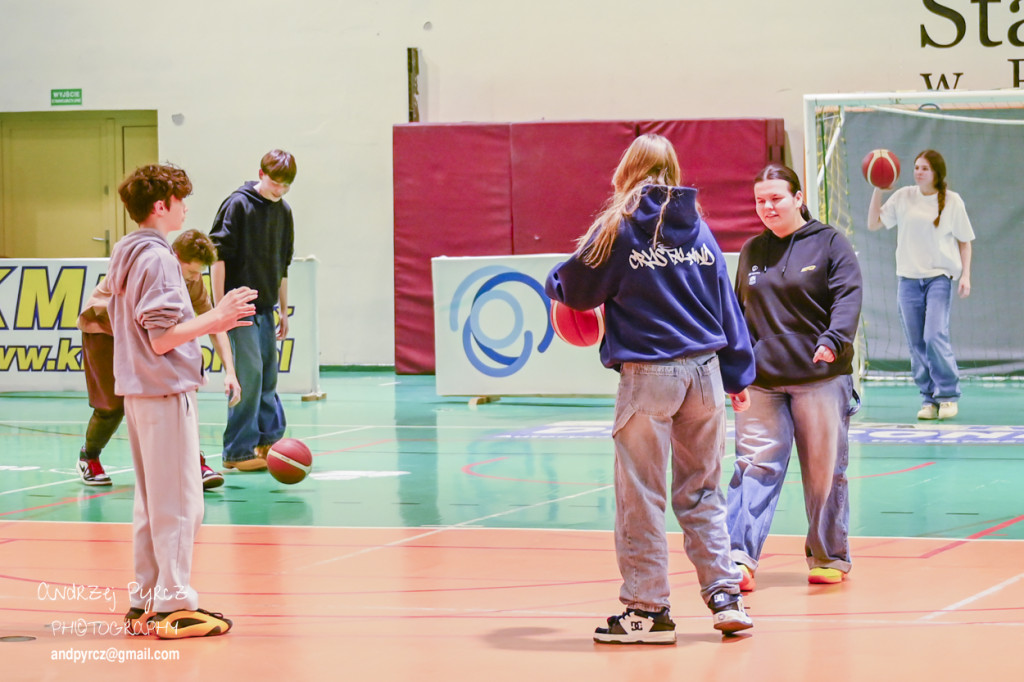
[{"xmin": 725, "ymin": 164, "xmax": 863, "ymax": 590}]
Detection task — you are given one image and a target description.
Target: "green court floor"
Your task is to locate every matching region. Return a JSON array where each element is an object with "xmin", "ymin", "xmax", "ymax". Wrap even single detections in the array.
[{"xmin": 1, "ymin": 371, "xmax": 1022, "ymax": 540}]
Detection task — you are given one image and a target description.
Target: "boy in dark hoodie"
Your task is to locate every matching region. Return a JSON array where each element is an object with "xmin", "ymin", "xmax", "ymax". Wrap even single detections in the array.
[
  {"xmin": 108, "ymin": 164, "xmax": 257, "ymax": 638},
  {"xmin": 209, "ymin": 150, "xmax": 296, "ymax": 472},
  {"xmin": 546, "ymin": 134, "xmax": 756, "ymax": 644}
]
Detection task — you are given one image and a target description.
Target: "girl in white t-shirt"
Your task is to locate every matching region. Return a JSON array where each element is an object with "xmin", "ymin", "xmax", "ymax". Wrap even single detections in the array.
[{"xmin": 867, "ymin": 149, "xmax": 975, "ymax": 421}]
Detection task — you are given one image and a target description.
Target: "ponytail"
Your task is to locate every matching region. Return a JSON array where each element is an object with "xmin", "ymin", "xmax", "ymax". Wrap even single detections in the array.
[
  {"xmin": 755, "ymin": 163, "xmax": 815, "ymax": 223},
  {"xmin": 934, "ymin": 184, "xmax": 946, "ymax": 228},
  {"xmin": 916, "ymin": 150, "xmax": 948, "ymax": 228}
]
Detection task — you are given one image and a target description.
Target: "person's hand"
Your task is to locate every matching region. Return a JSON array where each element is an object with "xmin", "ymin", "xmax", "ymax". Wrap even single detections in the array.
[
  {"xmin": 958, "ymin": 277, "xmax": 971, "ymax": 298},
  {"xmin": 224, "ymin": 372, "xmax": 241, "ymax": 407},
  {"xmin": 729, "ymin": 389, "xmax": 751, "ymax": 413},
  {"xmin": 813, "ymin": 345, "xmax": 836, "ymax": 363},
  {"xmin": 213, "ymin": 287, "xmax": 258, "ymax": 333},
  {"xmin": 277, "ymin": 311, "xmax": 289, "ymax": 341}
]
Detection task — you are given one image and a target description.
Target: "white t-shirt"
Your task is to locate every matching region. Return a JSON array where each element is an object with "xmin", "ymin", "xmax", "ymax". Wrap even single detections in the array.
[{"xmin": 879, "ymin": 186, "xmax": 975, "ymax": 279}]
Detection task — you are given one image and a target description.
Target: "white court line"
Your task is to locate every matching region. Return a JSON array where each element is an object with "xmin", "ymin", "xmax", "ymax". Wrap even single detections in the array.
[
  {"xmin": 0, "ymin": 426, "xmax": 377, "ymax": 497},
  {"xmin": 0, "ymin": 468, "xmax": 134, "ymax": 498},
  {"xmin": 0, "ymin": 420, "xmax": 550, "ymax": 430},
  {"xmin": 919, "ymin": 572, "xmax": 1024, "ymax": 621},
  {"xmin": 300, "ymin": 425, "xmax": 375, "ymax": 441},
  {"xmin": 298, "ymin": 484, "xmax": 615, "ymax": 571}
]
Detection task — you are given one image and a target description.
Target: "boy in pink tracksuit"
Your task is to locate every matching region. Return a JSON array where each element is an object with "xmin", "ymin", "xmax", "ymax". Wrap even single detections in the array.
[{"xmin": 108, "ymin": 163, "xmax": 256, "ymax": 638}]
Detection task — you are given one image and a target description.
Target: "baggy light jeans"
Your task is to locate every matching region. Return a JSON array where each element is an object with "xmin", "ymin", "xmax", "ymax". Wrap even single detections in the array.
[
  {"xmin": 897, "ymin": 275, "xmax": 960, "ymax": 404},
  {"xmin": 612, "ymin": 354, "xmax": 742, "ymax": 612},
  {"xmin": 726, "ymin": 374, "xmax": 855, "ymax": 573},
  {"xmin": 223, "ymin": 309, "xmax": 286, "ymax": 462}
]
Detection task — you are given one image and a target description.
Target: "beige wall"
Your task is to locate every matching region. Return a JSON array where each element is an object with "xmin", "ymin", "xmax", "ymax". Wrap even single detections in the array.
[{"xmin": 1, "ymin": 0, "xmax": 1020, "ymax": 364}]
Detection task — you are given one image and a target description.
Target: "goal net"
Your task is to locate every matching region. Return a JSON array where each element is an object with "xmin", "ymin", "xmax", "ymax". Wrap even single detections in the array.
[{"xmin": 803, "ymin": 90, "xmax": 1024, "ymax": 379}]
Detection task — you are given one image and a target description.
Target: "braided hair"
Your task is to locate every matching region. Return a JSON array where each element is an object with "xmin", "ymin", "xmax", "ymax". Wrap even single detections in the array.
[{"xmin": 917, "ymin": 150, "xmax": 947, "ymax": 228}]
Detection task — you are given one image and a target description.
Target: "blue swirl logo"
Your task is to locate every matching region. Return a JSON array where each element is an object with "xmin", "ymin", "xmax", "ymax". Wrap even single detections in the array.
[{"xmin": 448, "ymin": 266, "xmax": 554, "ymax": 377}]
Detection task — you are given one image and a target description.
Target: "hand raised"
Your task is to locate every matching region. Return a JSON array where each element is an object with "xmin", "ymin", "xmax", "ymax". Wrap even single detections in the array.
[{"xmin": 212, "ymin": 287, "xmax": 258, "ymax": 333}]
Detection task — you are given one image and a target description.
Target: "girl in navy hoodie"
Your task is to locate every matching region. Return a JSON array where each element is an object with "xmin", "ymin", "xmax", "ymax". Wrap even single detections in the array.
[
  {"xmin": 546, "ymin": 134, "xmax": 756, "ymax": 644},
  {"xmin": 726, "ymin": 164, "xmax": 862, "ymax": 591}
]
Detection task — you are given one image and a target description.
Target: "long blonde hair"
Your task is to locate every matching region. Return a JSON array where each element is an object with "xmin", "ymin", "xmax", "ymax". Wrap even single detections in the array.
[{"xmin": 576, "ymin": 134, "xmax": 681, "ymax": 267}]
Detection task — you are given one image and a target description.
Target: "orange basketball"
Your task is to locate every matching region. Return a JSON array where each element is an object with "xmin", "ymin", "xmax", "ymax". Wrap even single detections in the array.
[
  {"xmin": 267, "ymin": 438, "xmax": 313, "ymax": 485},
  {"xmin": 550, "ymin": 301, "xmax": 605, "ymax": 347},
  {"xmin": 862, "ymin": 149, "xmax": 901, "ymax": 189}
]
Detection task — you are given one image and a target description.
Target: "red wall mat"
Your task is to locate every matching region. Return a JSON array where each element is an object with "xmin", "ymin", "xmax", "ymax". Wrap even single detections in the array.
[
  {"xmin": 509, "ymin": 121, "xmax": 636, "ymax": 255},
  {"xmin": 393, "ymin": 119, "xmax": 784, "ymax": 374},
  {"xmin": 639, "ymin": 119, "xmax": 776, "ymax": 252},
  {"xmin": 392, "ymin": 123, "xmax": 513, "ymax": 374}
]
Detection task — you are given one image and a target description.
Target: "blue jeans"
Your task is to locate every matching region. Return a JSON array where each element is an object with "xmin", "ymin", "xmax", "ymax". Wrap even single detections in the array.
[
  {"xmin": 612, "ymin": 355, "xmax": 742, "ymax": 612},
  {"xmin": 223, "ymin": 310, "xmax": 286, "ymax": 462},
  {"xmin": 897, "ymin": 275, "xmax": 960, "ymax": 404},
  {"xmin": 726, "ymin": 375, "xmax": 855, "ymax": 572}
]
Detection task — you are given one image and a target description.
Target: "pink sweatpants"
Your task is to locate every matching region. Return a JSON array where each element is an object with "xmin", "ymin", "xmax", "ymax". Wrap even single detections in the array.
[{"xmin": 124, "ymin": 391, "xmax": 203, "ymax": 612}]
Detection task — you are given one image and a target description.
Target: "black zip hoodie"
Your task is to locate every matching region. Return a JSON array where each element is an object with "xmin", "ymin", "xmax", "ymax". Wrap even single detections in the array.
[{"xmin": 735, "ymin": 219, "xmax": 862, "ymax": 388}]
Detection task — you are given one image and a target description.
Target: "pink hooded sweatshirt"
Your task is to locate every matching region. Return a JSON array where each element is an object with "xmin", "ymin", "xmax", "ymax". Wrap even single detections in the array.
[{"xmin": 105, "ymin": 228, "xmax": 205, "ymax": 397}]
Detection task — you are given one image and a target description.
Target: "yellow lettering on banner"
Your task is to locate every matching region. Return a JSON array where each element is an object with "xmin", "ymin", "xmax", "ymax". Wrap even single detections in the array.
[
  {"xmin": 56, "ymin": 338, "xmax": 83, "ymax": 371},
  {"xmin": 200, "ymin": 345, "xmax": 225, "ymax": 372},
  {"xmin": 278, "ymin": 339, "xmax": 293, "ymax": 372},
  {"xmin": 14, "ymin": 267, "xmax": 86, "ymax": 330},
  {"xmin": 272, "ymin": 306, "xmax": 296, "ymax": 327},
  {"xmin": 0, "ymin": 267, "xmax": 14, "ymax": 329},
  {"xmin": 0, "ymin": 346, "xmax": 51, "ymax": 371}
]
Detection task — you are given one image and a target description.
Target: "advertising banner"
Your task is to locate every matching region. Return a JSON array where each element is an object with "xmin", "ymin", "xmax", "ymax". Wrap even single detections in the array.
[
  {"xmin": 0, "ymin": 257, "xmax": 320, "ymax": 395},
  {"xmin": 433, "ymin": 254, "xmax": 618, "ymax": 396}
]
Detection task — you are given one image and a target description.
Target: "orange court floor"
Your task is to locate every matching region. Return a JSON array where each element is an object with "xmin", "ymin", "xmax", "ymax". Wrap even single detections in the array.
[{"xmin": 1, "ymin": 370, "xmax": 1022, "ymax": 681}]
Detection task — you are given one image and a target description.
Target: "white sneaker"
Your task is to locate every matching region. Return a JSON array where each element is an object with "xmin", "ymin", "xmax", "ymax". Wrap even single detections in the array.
[
  {"xmin": 938, "ymin": 402, "xmax": 958, "ymax": 420},
  {"xmin": 917, "ymin": 403, "xmax": 939, "ymax": 420},
  {"xmin": 709, "ymin": 591, "xmax": 753, "ymax": 634},
  {"xmin": 593, "ymin": 608, "xmax": 676, "ymax": 644}
]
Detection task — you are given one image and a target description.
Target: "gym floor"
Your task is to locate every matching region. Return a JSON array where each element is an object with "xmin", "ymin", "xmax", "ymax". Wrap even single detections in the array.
[{"xmin": 2, "ymin": 370, "xmax": 1022, "ymax": 681}]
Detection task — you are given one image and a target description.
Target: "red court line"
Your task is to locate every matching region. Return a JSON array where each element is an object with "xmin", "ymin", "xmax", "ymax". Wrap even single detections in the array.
[
  {"xmin": 852, "ymin": 462, "xmax": 936, "ymax": 479},
  {"xmin": 921, "ymin": 514, "xmax": 1024, "ymax": 558},
  {"xmin": 0, "ymin": 490, "xmax": 122, "ymax": 517}
]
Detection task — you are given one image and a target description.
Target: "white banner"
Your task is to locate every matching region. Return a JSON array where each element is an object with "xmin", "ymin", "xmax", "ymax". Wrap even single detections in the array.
[
  {"xmin": 433, "ymin": 254, "xmax": 619, "ymax": 396},
  {"xmin": 0, "ymin": 257, "xmax": 320, "ymax": 395},
  {"xmin": 432, "ymin": 252, "xmax": 740, "ymax": 397}
]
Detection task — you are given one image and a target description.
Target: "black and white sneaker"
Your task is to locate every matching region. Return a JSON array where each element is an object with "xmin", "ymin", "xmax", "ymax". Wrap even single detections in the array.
[
  {"xmin": 594, "ymin": 607, "xmax": 676, "ymax": 644},
  {"xmin": 709, "ymin": 591, "xmax": 753, "ymax": 634},
  {"xmin": 78, "ymin": 455, "xmax": 111, "ymax": 486}
]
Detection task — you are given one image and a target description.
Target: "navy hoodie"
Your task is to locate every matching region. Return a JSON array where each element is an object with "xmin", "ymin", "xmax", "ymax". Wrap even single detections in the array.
[
  {"xmin": 209, "ymin": 181, "xmax": 294, "ymax": 311},
  {"xmin": 735, "ymin": 219, "xmax": 862, "ymax": 388},
  {"xmin": 545, "ymin": 185, "xmax": 755, "ymax": 395}
]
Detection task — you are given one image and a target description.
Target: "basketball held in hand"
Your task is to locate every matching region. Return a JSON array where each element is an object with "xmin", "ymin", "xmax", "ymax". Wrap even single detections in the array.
[
  {"xmin": 550, "ymin": 301, "xmax": 605, "ymax": 347},
  {"xmin": 862, "ymin": 149, "xmax": 901, "ymax": 189}
]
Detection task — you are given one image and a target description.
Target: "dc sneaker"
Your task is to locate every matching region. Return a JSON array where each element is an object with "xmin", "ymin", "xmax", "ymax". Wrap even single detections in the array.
[
  {"xmin": 594, "ymin": 607, "xmax": 676, "ymax": 644},
  {"xmin": 709, "ymin": 591, "xmax": 753, "ymax": 634}
]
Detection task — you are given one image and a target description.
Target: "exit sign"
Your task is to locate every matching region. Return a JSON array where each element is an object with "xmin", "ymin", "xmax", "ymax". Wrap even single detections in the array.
[{"xmin": 51, "ymin": 89, "xmax": 82, "ymax": 106}]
